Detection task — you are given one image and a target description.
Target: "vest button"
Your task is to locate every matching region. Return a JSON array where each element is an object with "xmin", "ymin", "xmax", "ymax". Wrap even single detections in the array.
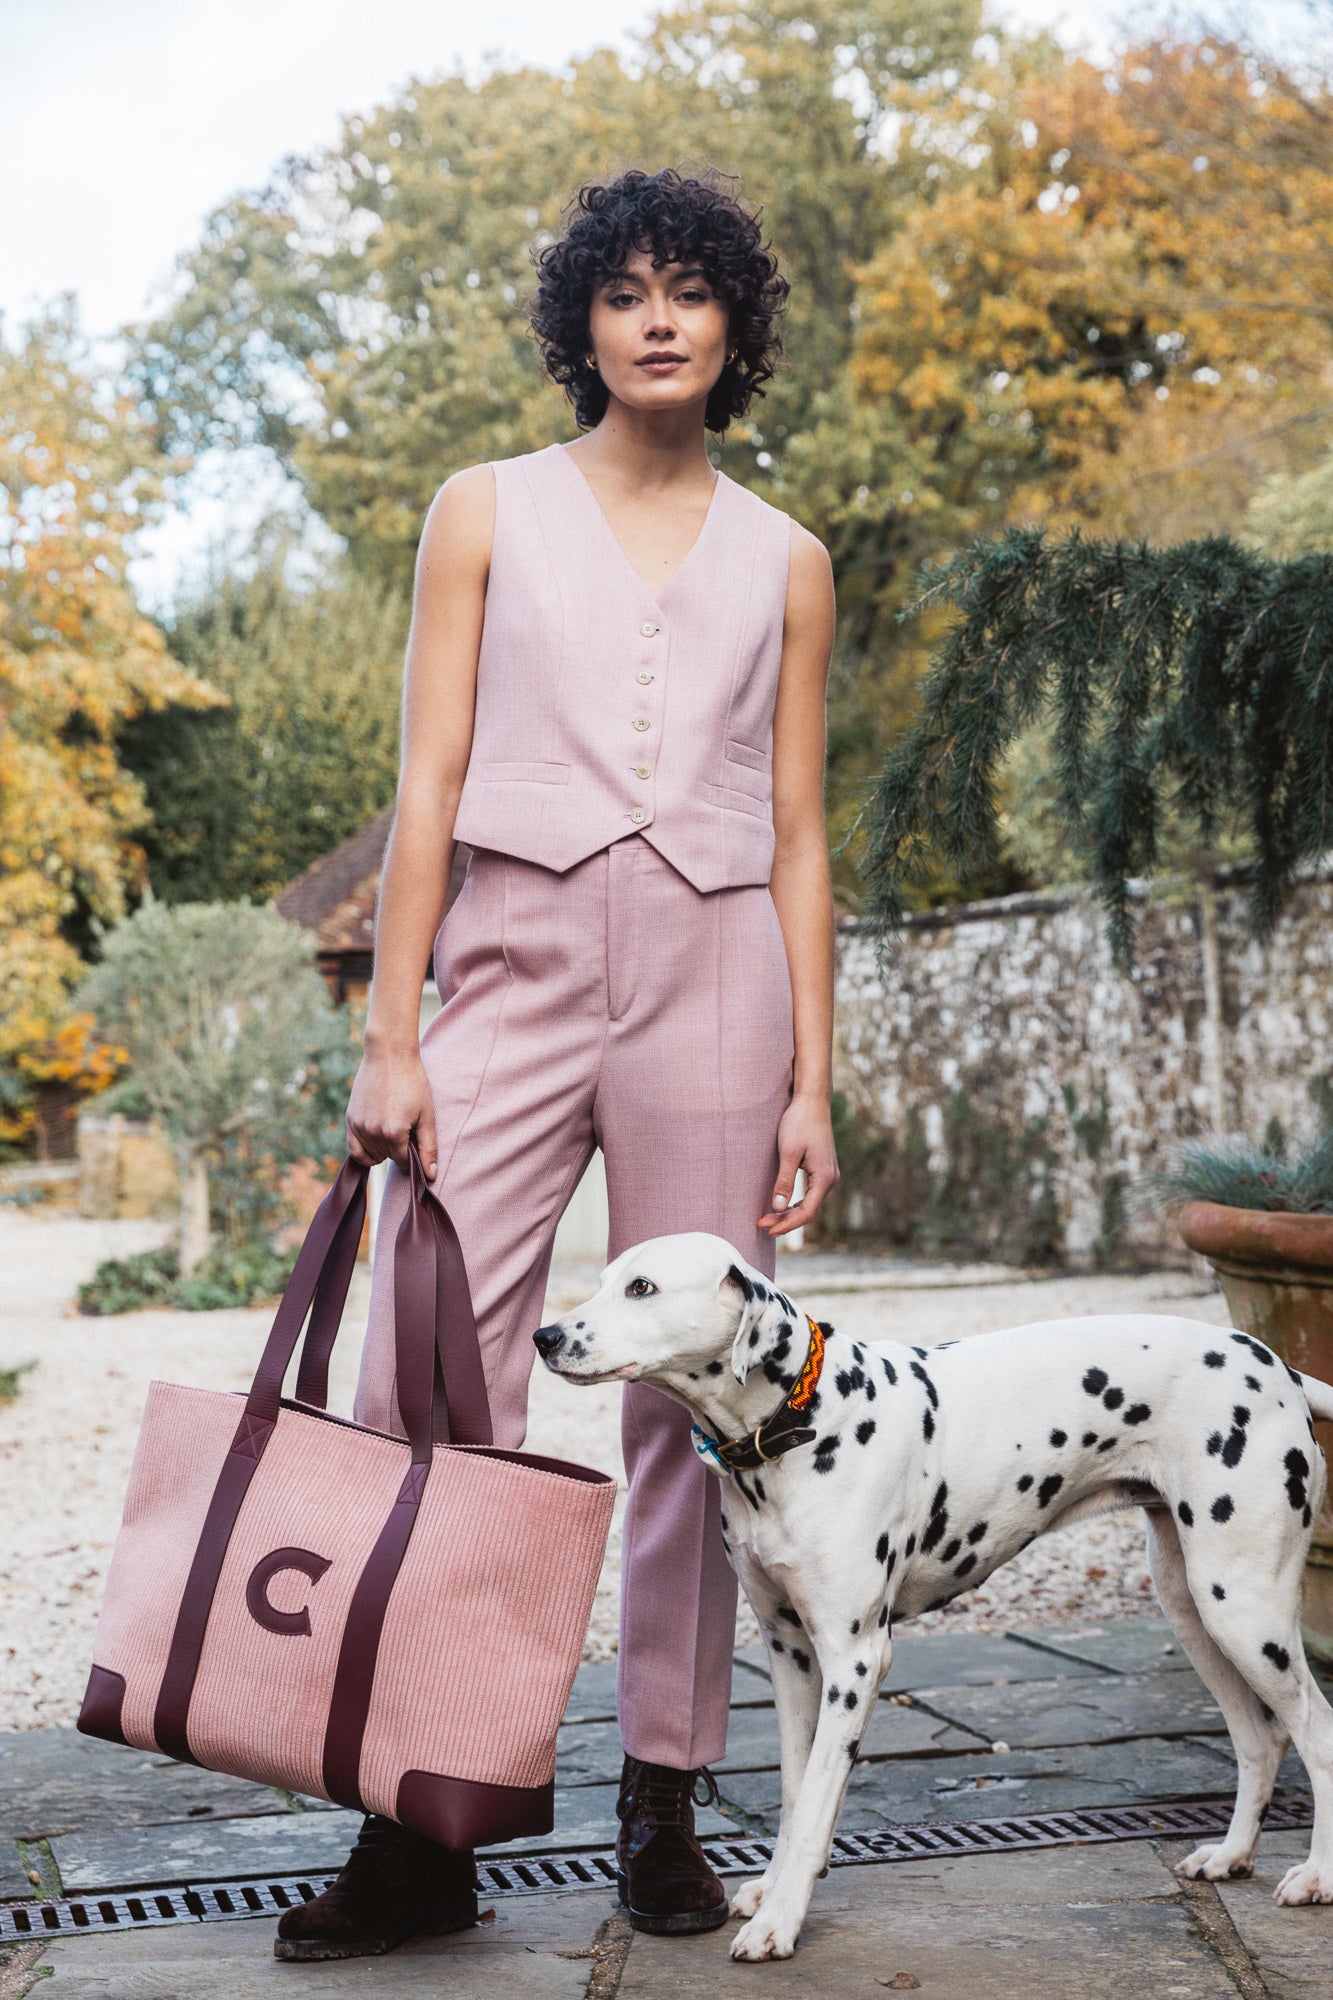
[
  {"xmin": 629, "ymin": 808, "xmax": 647, "ymax": 825},
  {"xmin": 632, "ymin": 716, "xmax": 650, "ymax": 732},
  {"xmin": 634, "ymin": 763, "xmax": 651, "ymax": 780},
  {"xmin": 640, "ymin": 621, "xmax": 659, "ymax": 637},
  {"xmin": 635, "ymin": 670, "xmax": 653, "ymax": 685}
]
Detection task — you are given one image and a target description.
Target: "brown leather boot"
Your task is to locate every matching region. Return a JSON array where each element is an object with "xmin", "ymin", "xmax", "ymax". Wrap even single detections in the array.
[
  {"xmin": 273, "ymin": 1814, "xmax": 478, "ymax": 1961},
  {"xmin": 615, "ymin": 1756, "xmax": 730, "ymax": 1934}
]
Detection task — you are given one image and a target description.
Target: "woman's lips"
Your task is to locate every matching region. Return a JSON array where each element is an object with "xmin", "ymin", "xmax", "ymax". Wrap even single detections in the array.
[{"xmin": 637, "ymin": 355, "xmax": 686, "ymax": 370}]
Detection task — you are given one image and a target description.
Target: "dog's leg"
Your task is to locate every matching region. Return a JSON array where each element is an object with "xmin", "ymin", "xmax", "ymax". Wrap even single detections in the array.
[
  {"xmin": 1144, "ymin": 1508, "xmax": 1288, "ymax": 1880},
  {"xmin": 729, "ymin": 1583, "xmax": 823, "ymax": 1921},
  {"xmin": 730, "ymin": 1622, "xmax": 888, "ymax": 1961}
]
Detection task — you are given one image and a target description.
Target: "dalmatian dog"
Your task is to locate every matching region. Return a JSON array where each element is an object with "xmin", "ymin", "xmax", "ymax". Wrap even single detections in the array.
[{"xmin": 533, "ymin": 1232, "xmax": 1333, "ymax": 1962}]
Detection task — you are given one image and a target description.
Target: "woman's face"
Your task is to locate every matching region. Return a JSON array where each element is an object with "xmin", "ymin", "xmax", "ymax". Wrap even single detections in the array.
[{"xmin": 585, "ymin": 248, "xmax": 730, "ymax": 420}]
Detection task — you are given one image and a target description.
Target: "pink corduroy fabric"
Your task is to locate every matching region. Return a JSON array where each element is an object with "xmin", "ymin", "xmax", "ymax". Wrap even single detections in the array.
[
  {"xmin": 451, "ymin": 442, "xmax": 792, "ymax": 893},
  {"xmin": 355, "ymin": 837, "xmax": 794, "ymax": 1768},
  {"xmin": 89, "ymin": 1378, "xmax": 615, "ymax": 1808}
]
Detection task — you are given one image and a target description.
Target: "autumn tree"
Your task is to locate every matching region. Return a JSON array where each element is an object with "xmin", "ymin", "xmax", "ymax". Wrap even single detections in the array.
[{"xmin": 0, "ymin": 303, "xmax": 217, "ymax": 1145}]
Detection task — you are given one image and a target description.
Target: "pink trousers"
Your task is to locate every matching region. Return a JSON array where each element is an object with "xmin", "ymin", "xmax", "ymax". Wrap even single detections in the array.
[{"xmin": 354, "ymin": 837, "xmax": 794, "ymax": 1767}]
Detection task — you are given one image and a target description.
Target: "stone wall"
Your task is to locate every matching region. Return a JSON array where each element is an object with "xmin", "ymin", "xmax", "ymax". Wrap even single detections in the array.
[{"xmin": 830, "ymin": 867, "xmax": 1333, "ymax": 1265}]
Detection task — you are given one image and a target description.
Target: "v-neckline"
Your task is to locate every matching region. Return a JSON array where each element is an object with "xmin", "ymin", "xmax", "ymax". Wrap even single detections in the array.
[{"xmin": 555, "ymin": 442, "xmax": 724, "ymax": 609}]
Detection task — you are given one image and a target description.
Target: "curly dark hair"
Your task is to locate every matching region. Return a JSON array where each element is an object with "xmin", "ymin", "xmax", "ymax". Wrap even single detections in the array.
[{"xmin": 530, "ymin": 168, "xmax": 788, "ymax": 433}]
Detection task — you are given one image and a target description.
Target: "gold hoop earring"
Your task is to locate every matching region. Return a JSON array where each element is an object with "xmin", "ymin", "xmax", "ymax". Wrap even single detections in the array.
[{"xmin": 585, "ymin": 356, "xmax": 598, "ymax": 372}]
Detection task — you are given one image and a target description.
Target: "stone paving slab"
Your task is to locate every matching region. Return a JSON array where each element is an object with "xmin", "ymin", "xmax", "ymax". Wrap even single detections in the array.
[
  {"xmin": 25, "ymin": 1881, "xmax": 612, "ymax": 1997},
  {"xmin": 618, "ymin": 1846, "xmax": 1240, "ymax": 1999},
  {"xmin": 1208, "ymin": 1830, "xmax": 1333, "ymax": 2000},
  {"xmin": 1011, "ymin": 1619, "xmax": 1201, "ymax": 1676},
  {"xmin": 717, "ymin": 1733, "xmax": 1243, "ymax": 1829},
  {"xmin": 736, "ymin": 1627, "xmax": 1113, "ymax": 1692},
  {"xmin": 558, "ymin": 1699, "xmax": 988, "ymax": 1787},
  {"xmin": 909, "ymin": 1666, "xmax": 1227, "ymax": 1748},
  {"xmin": 50, "ymin": 1808, "xmax": 366, "ymax": 1893},
  {"xmin": 0, "ymin": 1731, "xmax": 291, "ymax": 1841}
]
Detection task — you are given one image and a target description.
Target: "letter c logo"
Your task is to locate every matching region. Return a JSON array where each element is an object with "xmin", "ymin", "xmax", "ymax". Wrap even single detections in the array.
[{"xmin": 245, "ymin": 1546, "xmax": 331, "ymax": 1637}]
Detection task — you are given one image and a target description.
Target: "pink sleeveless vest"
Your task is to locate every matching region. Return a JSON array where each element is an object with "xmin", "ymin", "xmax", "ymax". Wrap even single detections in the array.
[{"xmin": 451, "ymin": 441, "xmax": 792, "ymax": 893}]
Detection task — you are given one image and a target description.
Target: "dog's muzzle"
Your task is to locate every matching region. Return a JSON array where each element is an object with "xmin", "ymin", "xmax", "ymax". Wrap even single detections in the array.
[{"xmin": 532, "ymin": 1325, "xmax": 565, "ymax": 1361}]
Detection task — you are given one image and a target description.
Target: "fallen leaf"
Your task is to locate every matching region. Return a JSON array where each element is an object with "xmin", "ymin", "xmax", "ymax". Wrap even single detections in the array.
[{"xmin": 878, "ymin": 1975, "xmax": 921, "ymax": 1990}]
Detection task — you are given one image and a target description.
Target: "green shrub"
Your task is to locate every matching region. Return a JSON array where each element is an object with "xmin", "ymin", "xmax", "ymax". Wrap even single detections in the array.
[
  {"xmin": 1155, "ymin": 1130, "xmax": 1333, "ymax": 1216},
  {"xmin": 76, "ymin": 1240, "xmax": 295, "ymax": 1315},
  {"xmin": 0, "ymin": 1361, "xmax": 35, "ymax": 1404}
]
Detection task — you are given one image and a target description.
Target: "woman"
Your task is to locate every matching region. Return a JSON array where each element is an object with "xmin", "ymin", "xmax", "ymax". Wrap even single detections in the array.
[{"xmin": 275, "ymin": 166, "xmax": 838, "ymax": 1964}]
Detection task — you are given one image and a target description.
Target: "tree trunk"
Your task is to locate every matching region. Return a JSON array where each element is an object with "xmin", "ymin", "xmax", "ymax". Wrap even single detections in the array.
[
  {"xmin": 1197, "ymin": 877, "xmax": 1227, "ymax": 1137},
  {"xmin": 179, "ymin": 1145, "xmax": 211, "ymax": 1274}
]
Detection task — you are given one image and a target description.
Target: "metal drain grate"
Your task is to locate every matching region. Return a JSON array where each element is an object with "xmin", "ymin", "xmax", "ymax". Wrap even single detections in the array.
[{"xmin": 0, "ymin": 1798, "xmax": 1314, "ymax": 1942}]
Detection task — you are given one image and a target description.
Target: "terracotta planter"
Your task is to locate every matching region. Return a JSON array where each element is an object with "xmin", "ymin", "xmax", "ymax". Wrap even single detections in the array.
[{"xmin": 1178, "ymin": 1200, "xmax": 1333, "ymax": 1661}]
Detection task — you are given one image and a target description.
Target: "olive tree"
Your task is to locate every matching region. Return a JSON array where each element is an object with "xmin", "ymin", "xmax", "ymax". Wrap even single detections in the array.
[{"xmin": 77, "ymin": 902, "xmax": 339, "ymax": 1271}]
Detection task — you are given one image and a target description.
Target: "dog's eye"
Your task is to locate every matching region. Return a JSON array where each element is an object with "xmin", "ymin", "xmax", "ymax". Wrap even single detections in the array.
[{"xmin": 625, "ymin": 1277, "xmax": 658, "ymax": 1299}]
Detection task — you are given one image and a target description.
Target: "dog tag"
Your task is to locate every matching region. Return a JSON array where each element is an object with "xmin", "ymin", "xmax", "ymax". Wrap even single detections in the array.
[{"xmin": 690, "ymin": 1424, "xmax": 729, "ymax": 1478}]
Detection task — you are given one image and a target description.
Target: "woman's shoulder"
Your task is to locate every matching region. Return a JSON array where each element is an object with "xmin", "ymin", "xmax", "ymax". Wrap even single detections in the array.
[{"xmin": 724, "ymin": 475, "xmax": 830, "ymax": 572}]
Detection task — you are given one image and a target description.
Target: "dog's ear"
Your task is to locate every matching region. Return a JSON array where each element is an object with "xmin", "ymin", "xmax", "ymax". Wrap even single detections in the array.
[{"xmin": 723, "ymin": 1261, "xmax": 797, "ymax": 1386}]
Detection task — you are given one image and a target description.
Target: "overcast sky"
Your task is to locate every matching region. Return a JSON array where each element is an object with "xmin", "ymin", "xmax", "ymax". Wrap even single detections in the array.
[{"xmin": 1, "ymin": 0, "xmax": 1309, "ymax": 600}]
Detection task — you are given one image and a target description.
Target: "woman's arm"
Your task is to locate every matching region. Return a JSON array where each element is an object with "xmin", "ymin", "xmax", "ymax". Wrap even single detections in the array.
[
  {"xmin": 345, "ymin": 463, "xmax": 495, "ymax": 1179},
  {"xmin": 758, "ymin": 520, "xmax": 840, "ymax": 1239}
]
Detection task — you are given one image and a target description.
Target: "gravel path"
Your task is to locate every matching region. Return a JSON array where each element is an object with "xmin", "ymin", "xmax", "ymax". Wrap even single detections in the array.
[{"xmin": 0, "ymin": 1209, "xmax": 1229, "ymax": 1730}]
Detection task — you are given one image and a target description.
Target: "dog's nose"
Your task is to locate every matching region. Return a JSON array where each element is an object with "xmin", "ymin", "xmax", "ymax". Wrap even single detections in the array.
[{"xmin": 533, "ymin": 1324, "xmax": 566, "ymax": 1361}]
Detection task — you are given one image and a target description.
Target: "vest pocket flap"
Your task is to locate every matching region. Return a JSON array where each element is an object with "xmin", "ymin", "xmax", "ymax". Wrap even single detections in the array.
[
  {"xmin": 725, "ymin": 737, "xmax": 769, "ymax": 773},
  {"xmin": 475, "ymin": 760, "xmax": 570, "ymax": 786},
  {"xmin": 704, "ymin": 780, "xmax": 770, "ymax": 819}
]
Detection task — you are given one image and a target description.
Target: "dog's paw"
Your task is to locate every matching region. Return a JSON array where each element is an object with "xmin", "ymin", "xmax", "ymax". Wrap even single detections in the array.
[
  {"xmin": 730, "ymin": 1909, "xmax": 800, "ymax": 1961},
  {"xmin": 1274, "ymin": 1857, "xmax": 1333, "ymax": 1905},
  {"xmin": 1175, "ymin": 1842, "xmax": 1255, "ymax": 1881},
  {"xmin": 729, "ymin": 1877, "xmax": 768, "ymax": 1920}
]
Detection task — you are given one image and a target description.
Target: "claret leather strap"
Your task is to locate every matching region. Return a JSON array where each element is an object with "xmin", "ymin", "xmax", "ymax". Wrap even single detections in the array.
[{"xmin": 700, "ymin": 1314, "xmax": 826, "ymax": 1475}]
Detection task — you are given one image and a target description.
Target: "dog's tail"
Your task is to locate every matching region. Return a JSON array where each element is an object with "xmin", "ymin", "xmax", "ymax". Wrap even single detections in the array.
[{"xmin": 1299, "ymin": 1372, "xmax": 1333, "ymax": 1424}]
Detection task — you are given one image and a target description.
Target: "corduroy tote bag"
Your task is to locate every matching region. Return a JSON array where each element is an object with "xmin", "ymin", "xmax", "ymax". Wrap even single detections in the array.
[{"xmin": 77, "ymin": 1148, "xmax": 616, "ymax": 1848}]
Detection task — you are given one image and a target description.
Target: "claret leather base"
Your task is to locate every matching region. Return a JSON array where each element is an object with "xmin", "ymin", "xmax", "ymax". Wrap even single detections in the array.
[
  {"xmin": 615, "ymin": 1755, "xmax": 730, "ymax": 1935},
  {"xmin": 273, "ymin": 1814, "xmax": 479, "ymax": 1962}
]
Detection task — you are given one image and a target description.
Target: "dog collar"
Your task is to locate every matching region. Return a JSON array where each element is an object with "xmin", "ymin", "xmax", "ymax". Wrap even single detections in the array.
[{"xmin": 692, "ymin": 1315, "xmax": 826, "ymax": 1477}]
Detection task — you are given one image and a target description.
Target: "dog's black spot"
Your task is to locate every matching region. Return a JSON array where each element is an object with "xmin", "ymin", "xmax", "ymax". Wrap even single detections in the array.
[
  {"xmin": 847, "ymin": 1741, "xmax": 858, "ymax": 1759},
  {"xmin": 967, "ymin": 1521, "xmax": 988, "ymax": 1545},
  {"xmin": 930, "ymin": 1480, "xmax": 948, "ymax": 1515},
  {"xmin": 1220, "ymin": 1427, "xmax": 1247, "ymax": 1469},
  {"xmin": 876, "ymin": 1532, "xmax": 889, "ymax": 1564},
  {"xmin": 1262, "ymin": 1641, "xmax": 1291, "ymax": 1673},
  {"xmin": 1203, "ymin": 1351, "xmax": 1226, "ymax": 1369},
  {"xmin": 813, "ymin": 1436, "xmax": 840, "ymax": 1474},
  {"xmin": 1037, "ymin": 1474, "xmax": 1064, "ymax": 1509},
  {"xmin": 791, "ymin": 1647, "xmax": 811, "ymax": 1674},
  {"xmin": 1097, "ymin": 1437, "xmax": 1117, "ymax": 1454},
  {"xmin": 925, "ymin": 1593, "xmax": 954, "ymax": 1612},
  {"xmin": 727, "ymin": 1264, "xmax": 754, "ymax": 1301},
  {"xmin": 1050, "ymin": 1429, "xmax": 1068, "ymax": 1448},
  {"xmin": 1245, "ymin": 1374, "xmax": 1262, "ymax": 1393},
  {"xmin": 1207, "ymin": 1431, "xmax": 1223, "ymax": 1456},
  {"xmin": 850, "ymin": 1619, "xmax": 860, "ymax": 1635},
  {"xmin": 920, "ymin": 1485, "xmax": 950, "ymax": 1555},
  {"xmin": 808, "ymin": 1391, "xmax": 822, "ymax": 1416},
  {"xmin": 1083, "ymin": 1368, "xmax": 1109, "ymax": 1396},
  {"xmin": 941, "ymin": 1537, "xmax": 961, "ymax": 1563},
  {"xmin": 753, "ymin": 1475, "xmax": 767, "ymax": 1503},
  {"xmin": 904, "ymin": 1532, "xmax": 916, "ymax": 1557},
  {"xmin": 1284, "ymin": 1447, "xmax": 1310, "ymax": 1513},
  {"xmin": 734, "ymin": 1473, "xmax": 759, "ymax": 1510},
  {"xmin": 884, "ymin": 1548, "xmax": 897, "ymax": 1578},
  {"xmin": 923, "ymin": 1408, "xmax": 936, "ymax": 1442},
  {"xmin": 1124, "ymin": 1403, "xmax": 1151, "ymax": 1426},
  {"xmin": 1233, "ymin": 1405, "xmax": 1251, "ymax": 1427},
  {"xmin": 864, "ymin": 1377, "xmax": 877, "ymax": 1403},
  {"xmin": 835, "ymin": 1367, "xmax": 866, "ymax": 1399},
  {"xmin": 856, "ymin": 1419, "xmax": 877, "ymax": 1446},
  {"xmin": 955, "ymin": 1553, "xmax": 978, "ymax": 1578},
  {"xmin": 1211, "ymin": 1494, "xmax": 1234, "ymax": 1523},
  {"xmin": 777, "ymin": 1319, "xmax": 792, "ymax": 1337},
  {"xmin": 1103, "ymin": 1386, "xmax": 1124, "ymax": 1411},
  {"xmin": 878, "ymin": 1604, "xmax": 890, "ymax": 1627},
  {"xmin": 772, "ymin": 1638, "xmax": 784, "ymax": 1654},
  {"xmin": 763, "ymin": 1364, "xmax": 797, "ymax": 1390},
  {"xmin": 912, "ymin": 1346, "xmax": 928, "ymax": 1359},
  {"xmin": 1016, "ymin": 1473, "xmax": 1034, "ymax": 1493},
  {"xmin": 844, "ymin": 1689, "xmax": 858, "ymax": 1710},
  {"xmin": 1212, "ymin": 1584, "xmax": 1226, "ymax": 1600},
  {"xmin": 827, "ymin": 1685, "xmax": 840, "ymax": 1705},
  {"xmin": 705, "ymin": 1361, "xmax": 724, "ymax": 1376},
  {"xmin": 817, "ymin": 1320, "xmax": 835, "ymax": 1339},
  {"xmin": 1082, "ymin": 1432, "xmax": 1098, "ymax": 1447},
  {"xmin": 855, "ymin": 1660, "xmax": 868, "ymax": 1676},
  {"xmin": 910, "ymin": 1360, "xmax": 939, "ymax": 1409},
  {"xmin": 1285, "ymin": 1362, "xmax": 1304, "ymax": 1387},
  {"xmin": 1231, "ymin": 1332, "xmax": 1275, "ymax": 1367},
  {"xmin": 882, "ymin": 1357, "xmax": 898, "ymax": 1386},
  {"xmin": 777, "ymin": 1605, "xmax": 802, "ymax": 1627},
  {"xmin": 748, "ymin": 1330, "xmax": 760, "ymax": 1348},
  {"xmin": 853, "ymin": 1344, "xmax": 866, "ymax": 1365},
  {"xmin": 1178, "ymin": 1500, "xmax": 1194, "ymax": 1527},
  {"xmin": 686, "ymin": 1371, "xmax": 698, "ymax": 1381}
]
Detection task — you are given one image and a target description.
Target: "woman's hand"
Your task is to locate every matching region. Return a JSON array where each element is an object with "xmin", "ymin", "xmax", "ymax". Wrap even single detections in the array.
[
  {"xmin": 345, "ymin": 1040, "xmax": 438, "ymax": 1179},
  {"xmin": 757, "ymin": 1092, "xmax": 840, "ymax": 1238}
]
